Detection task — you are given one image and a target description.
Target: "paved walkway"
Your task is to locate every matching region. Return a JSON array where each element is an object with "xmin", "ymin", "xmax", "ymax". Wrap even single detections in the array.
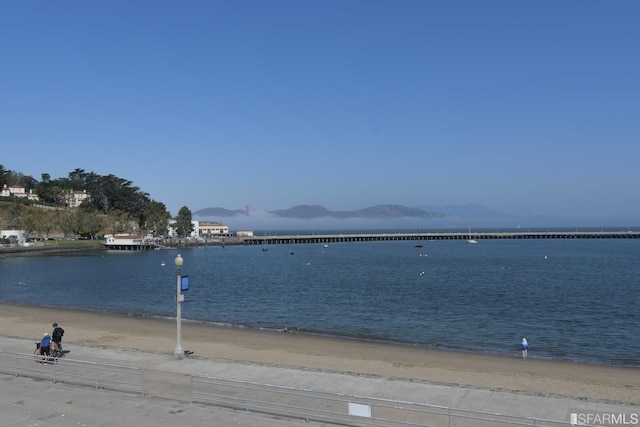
[{"xmin": 0, "ymin": 337, "xmax": 636, "ymax": 427}]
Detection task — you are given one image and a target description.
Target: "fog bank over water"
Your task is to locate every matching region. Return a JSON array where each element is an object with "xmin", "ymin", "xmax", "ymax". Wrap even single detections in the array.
[{"xmin": 195, "ymin": 214, "xmax": 640, "ymax": 233}]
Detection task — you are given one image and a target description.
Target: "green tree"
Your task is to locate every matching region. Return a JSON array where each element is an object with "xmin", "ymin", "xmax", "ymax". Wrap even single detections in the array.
[
  {"xmin": 84, "ymin": 173, "xmax": 150, "ymax": 221},
  {"xmin": 175, "ymin": 206, "xmax": 193, "ymax": 238},
  {"xmin": 35, "ymin": 173, "xmax": 68, "ymax": 204},
  {"xmin": 57, "ymin": 209, "xmax": 79, "ymax": 238},
  {"xmin": 6, "ymin": 171, "xmax": 37, "ymax": 191},
  {"xmin": 22, "ymin": 208, "xmax": 44, "ymax": 237},
  {"xmin": 39, "ymin": 209, "xmax": 57, "ymax": 238},
  {"xmin": 68, "ymin": 168, "xmax": 87, "ymax": 189},
  {"xmin": 22, "ymin": 208, "xmax": 58, "ymax": 239},
  {"xmin": 76, "ymin": 210, "xmax": 105, "ymax": 239},
  {"xmin": 144, "ymin": 200, "xmax": 171, "ymax": 237},
  {"xmin": 2, "ymin": 167, "xmax": 171, "ymax": 239},
  {"xmin": 6, "ymin": 203, "xmax": 25, "ymax": 228},
  {"xmin": 104, "ymin": 209, "xmax": 136, "ymax": 236},
  {"xmin": 0, "ymin": 164, "xmax": 8, "ymax": 187}
]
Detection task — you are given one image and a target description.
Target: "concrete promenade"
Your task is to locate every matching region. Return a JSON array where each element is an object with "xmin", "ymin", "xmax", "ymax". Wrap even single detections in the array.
[{"xmin": 0, "ymin": 337, "xmax": 637, "ymax": 427}]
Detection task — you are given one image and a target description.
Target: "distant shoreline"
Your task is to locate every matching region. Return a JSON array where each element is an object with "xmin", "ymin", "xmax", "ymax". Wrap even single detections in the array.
[
  {"xmin": 4, "ymin": 229, "xmax": 639, "ymax": 257},
  {"xmin": 0, "ymin": 242, "xmax": 106, "ymax": 258}
]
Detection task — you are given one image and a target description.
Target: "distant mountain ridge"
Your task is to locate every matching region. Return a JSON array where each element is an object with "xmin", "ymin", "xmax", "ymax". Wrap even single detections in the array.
[
  {"xmin": 270, "ymin": 204, "xmax": 443, "ymax": 219},
  {"xmin": 193, "ymin": 204, "xmax": 639, "ymax": 229},
  {"xmin": 194, "ymin": 204, "xmax": 489, "ymax": 220}
]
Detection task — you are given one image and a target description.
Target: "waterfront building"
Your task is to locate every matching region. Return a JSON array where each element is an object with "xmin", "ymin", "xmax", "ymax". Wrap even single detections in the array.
[{"xmin": 197, "ymin": 221, "xmax": 229, "ymax": 237}]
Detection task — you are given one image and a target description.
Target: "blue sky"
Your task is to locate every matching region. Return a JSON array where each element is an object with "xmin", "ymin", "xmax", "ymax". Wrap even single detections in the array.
[{"xmin": 2, "ymin": 1, "xmax": 639, "ymax": 221}]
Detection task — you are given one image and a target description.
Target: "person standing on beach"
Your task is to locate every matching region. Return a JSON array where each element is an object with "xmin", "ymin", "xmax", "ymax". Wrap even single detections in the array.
[
  {"xmin": 521, "ymin": 338, "xmax": 528, "ymax": 359},
  {"xmin": 52, "ymin": 322, "xmax": 64, "ymax": 352}
]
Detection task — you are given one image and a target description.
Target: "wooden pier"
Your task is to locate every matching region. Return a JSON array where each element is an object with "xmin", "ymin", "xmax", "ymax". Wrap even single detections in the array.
[
  {"xmin": 243, "ymin": 230, "xmax": 640, "ymax": 246},
  {"xmin": 103, "ymin": 242, "xmax": 156, "ymax": 251}
]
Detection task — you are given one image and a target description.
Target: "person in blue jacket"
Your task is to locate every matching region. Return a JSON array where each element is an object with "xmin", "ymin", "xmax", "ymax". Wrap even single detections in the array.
[
  {"xmin": 521, "ymin": 337, "xmax": 528, "ymax": 360},
  {"xmin": 40, "ymin": 333, "xmax": 52, "ymax": 362}
]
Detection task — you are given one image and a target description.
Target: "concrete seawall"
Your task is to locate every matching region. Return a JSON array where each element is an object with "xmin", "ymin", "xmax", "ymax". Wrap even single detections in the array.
[{"xmin": 0, "ymin": 242, "xmax": 106, "ymax": 257}]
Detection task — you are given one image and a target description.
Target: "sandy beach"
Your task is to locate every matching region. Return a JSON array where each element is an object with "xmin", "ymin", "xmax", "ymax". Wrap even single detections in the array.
[{"xmin": 1, "ymin": 303, "xmax": 638, "ymax": 405}]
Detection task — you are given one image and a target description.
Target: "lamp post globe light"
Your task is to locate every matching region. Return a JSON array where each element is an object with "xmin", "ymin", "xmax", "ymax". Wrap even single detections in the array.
[{"xmin": 174, "ymin": 253, "xmax": 184, "ymax": 359}]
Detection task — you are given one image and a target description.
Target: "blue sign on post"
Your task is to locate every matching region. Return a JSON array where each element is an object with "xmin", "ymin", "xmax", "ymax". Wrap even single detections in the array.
[{"xmin": 181, "ymin": 275, "xmax": 190, "ymax": 292}]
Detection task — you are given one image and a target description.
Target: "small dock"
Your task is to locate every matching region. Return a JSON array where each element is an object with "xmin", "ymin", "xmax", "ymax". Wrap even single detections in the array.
[{"xmin": 103, "ymin": 242, "xmax": 156, "ymax": 251}]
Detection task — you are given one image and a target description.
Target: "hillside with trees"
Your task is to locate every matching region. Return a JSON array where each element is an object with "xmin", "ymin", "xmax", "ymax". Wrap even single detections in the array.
[{"xmin": 0, "ymin": 165, "xmax": 172, "ymax": 240}]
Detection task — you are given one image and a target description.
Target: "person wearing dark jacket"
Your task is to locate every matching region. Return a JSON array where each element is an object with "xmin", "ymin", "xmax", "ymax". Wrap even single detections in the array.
[{"xmin": 52, "ymin": 322, "xmax": 65, "ymax": 353}]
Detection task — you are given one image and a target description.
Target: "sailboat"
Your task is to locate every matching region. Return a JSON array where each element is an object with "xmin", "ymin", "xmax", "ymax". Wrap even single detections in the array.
[{"xmin": 467, "ymin": 227, "xmax": 478, "ymax": 244}]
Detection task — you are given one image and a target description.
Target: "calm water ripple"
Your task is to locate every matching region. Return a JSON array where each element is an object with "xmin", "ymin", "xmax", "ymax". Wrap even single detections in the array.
[{"xmin": 1, "ymin": 239, "xmax": 639, "ymax": 367}]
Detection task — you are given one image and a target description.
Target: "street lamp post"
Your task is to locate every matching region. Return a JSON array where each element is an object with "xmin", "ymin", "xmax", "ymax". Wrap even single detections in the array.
[{"xmin": 174, "ymin": 254, "xmax": 184, "ymax": 359}]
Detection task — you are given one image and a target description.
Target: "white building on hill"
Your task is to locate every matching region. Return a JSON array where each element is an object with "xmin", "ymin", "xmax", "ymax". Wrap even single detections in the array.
[
  {"xmin": 66, "ymin": 189, "xmax": 90, "ymax": 207},
  {"xmin": 1, "ymin": 184, "xmax": 39, "ymax": 201}
]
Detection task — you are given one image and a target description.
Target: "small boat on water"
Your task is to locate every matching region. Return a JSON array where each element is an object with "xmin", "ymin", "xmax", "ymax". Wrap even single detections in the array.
[
  {"xmin": 415, "ymin": 243, "xmax": 424, "ymax": 248},
  {"xmin": 467, "ymin": 226, "xmax": 478, "ymax": 244}
]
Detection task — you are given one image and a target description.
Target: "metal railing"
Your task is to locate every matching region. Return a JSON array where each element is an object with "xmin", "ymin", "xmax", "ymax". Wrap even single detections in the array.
[
  {"xmin": 191, "ymin": 376, "xmax": 583, "ymax": 427},
  {"xmin": 0, "ymin": 351, "xmax": 145, "ymax": 395},
  {"xmin": 0, "ymin": 350, "xmax": 614, "ymax": 427}
]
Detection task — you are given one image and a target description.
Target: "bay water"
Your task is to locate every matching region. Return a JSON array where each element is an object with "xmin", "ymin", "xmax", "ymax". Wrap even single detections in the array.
[{"xmin": 1, "ymin": 238, "xmax": 639, "ymax": 367}]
